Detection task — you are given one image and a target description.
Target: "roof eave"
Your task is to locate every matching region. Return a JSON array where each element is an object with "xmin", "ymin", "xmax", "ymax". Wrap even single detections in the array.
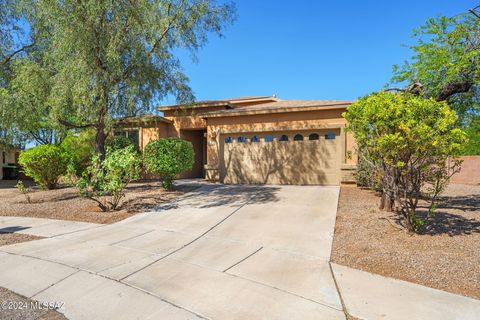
[
  {"xmin": 115, "ymin": 116, "xmax": 173, "ymax": 125},
  {"xmin": 157, "ymin": 101, "xmax": 232, "ymax": 112},
  {"xmin": 202, "ymin": 103, "xmax": 351, "ymax": 118}
]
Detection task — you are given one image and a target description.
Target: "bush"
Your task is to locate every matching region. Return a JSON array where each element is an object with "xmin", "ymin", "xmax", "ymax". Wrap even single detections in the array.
[
  {"xmin": 18, "ymin": 144, "xmax": 69, "ymax": 189},
  {"xmin": 354, "ymin": 154, "xmax": 381, "ymax": 190},
  {"xmin": 76, "ymin": 145, "xmax": 141, "ymax": 211},
  {"xmin": 344, "ymin": 92, "xmax": 467, "ymax": 233},
  {"xmin": 61, "ymin": 129, "xmax": 96, "ymax": 177},
  {"xmin": 144, "ymin": 138, "xmax": 194, "ymax": 190},
  {"xmin": 105, "ymin": 135, "xmax": 139, "ymax": 152}
]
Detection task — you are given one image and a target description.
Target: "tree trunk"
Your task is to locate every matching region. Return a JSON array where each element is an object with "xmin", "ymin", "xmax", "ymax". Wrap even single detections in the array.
[
  {"xmin": 95, "ymin": 125, "xmax": 106, "ymax": 162},
  {"xmin": 95, "ymin": 105, "xmax": 107, "ymax": 162},
  {"xmin": 380, "ymin": 192, "xmax": 394, "ymax": 212}
]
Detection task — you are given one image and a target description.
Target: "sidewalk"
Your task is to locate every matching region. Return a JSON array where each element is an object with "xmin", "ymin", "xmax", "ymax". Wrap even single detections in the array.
[{"xmin": 331, "ymin": 263, "xmax": 480, "ymax": 320}]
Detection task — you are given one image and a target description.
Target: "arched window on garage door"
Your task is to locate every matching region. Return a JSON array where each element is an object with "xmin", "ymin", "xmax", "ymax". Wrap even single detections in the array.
[
  {"xmin": 293, "ymin": 134, "xmax": 304, "ymax": 141},
  {"xmin": 251, "ymin": 135, "xmax": 260, "ymax": 142},
  {"xmin": 224, "ymin": 137, "xmax": 233, "ymax": 144},
  {"xmin": 309, "ymin": 133, "xmax": 319, "ymax": 140},
  {"xmin": 237, "ymin": 136, "xmax": 247, "ymax": 143},
  {"xmin": 279, "ymin": 134, "xmax": 289, "ymax": 141}
]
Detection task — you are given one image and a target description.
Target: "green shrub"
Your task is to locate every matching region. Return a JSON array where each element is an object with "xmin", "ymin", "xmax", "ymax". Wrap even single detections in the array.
[
  {"xmin": 353, "ymin": 154, "xmax": 381, "ymax": 190},
  {"xmin": 144, "ymin": 138, "xmax": 194, "ymax": 190},
  {"xmin": 76, "ymin": 145, "xmax": 141, "ymax": 211},
  {"xmin": 16, "ymin": 180, "xmax": 32, "ymax": 204},
  {"xmin": 18, "ymin": 144, "xmax": 69, "ymax": 189},
  {"xmin": 61, "ymin": 129, "xmax": 96, "ymax": 177},
  {"xmin": 105, "ymin": 135, "xmax": 139, "ymax": 152}
]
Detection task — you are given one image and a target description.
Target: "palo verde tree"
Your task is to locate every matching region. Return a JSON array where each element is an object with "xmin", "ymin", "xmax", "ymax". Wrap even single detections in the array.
[
  {"xmin": 28, "ymin": 0, "xmax": 235, "ymax": 161},
  {"xmin": 344, "ymin": 92, "xmax": 467, "ymax": 233}
]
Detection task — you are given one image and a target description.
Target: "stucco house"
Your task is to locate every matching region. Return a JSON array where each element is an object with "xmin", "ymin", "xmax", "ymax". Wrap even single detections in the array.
[{"xmin": 116, "ymin": 96, "xmax": 357, "ymax": 185}]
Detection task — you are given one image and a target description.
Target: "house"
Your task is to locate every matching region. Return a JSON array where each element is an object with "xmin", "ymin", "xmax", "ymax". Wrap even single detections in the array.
[
  {"xmin": 115, "ymin": 96, "xmax": 357, "ymax": 185},
  {"xmin": 0, "ymin": 146, "xmax": 20, "ymax": 180}
]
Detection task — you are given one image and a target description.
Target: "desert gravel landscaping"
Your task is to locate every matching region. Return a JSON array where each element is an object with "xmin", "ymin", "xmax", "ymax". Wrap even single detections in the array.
[
  {"xmin": 331, "ymin": 184, "xmax": 480, "ymax": 300},
  {"xmin": 0, "ymin": 180, "xmax": 195, "ymax": 224},
  {"xmin": 0, "ymin": 233, "xmax": 43, "ymax": 246}
]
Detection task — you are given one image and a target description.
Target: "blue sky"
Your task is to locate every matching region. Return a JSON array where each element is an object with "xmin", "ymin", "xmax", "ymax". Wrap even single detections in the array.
[{"xmin": 171, "ymin": 0, "xmax": 475, "ymax": 103}]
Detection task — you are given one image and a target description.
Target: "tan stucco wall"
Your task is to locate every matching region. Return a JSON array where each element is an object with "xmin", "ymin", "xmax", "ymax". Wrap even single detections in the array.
[{"xmin": 165, "ymin": 116, "xmax": 206, "ymax": 133}]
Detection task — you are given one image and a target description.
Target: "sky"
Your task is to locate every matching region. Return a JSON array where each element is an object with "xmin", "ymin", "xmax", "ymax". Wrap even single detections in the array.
[{"xmin": 168, "ymin": 0, "xmax": 476, "ymax": 103}]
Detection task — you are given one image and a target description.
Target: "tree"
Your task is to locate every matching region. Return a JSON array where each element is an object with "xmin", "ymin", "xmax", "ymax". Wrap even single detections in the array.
[
  {"xmin": 389, "ymin": 13, "xmax": 480, "ymax": 123},
  {"xmin": 460, "ymin": 118, "xmax": 480, "ymax": 155},
  {"xmin": 344, "ymin": 92, "xmax": 467, "ymax": 233},
  {"xmin": 27, "ymin": 0, "xmax": 235, "ymax": 161},
  {"xmin": 1, "ymin": 60, "xmax": 64, "ymax": 145},
  {"xmin": 144, "ymin": 138, "xmax": 194, "ymax": 190}
]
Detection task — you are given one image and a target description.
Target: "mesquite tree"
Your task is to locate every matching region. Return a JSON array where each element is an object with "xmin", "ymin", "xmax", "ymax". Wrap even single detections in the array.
[
  {"xmin": 344, "ymin": 92, "xmax": 467, "ymax": 233},
  {"xmin": 1, "ymin": 0, "xmax": 235, "ymax": 157}
]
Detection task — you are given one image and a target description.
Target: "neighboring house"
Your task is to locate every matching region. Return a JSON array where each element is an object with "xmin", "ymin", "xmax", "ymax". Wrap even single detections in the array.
[
  {"xmin": 115, "ymin": 96, "xmax": 357, "ymax": 185},
  {"xmin": 0, "ymin": 146, "xmax": 20, "ymax": 180}
]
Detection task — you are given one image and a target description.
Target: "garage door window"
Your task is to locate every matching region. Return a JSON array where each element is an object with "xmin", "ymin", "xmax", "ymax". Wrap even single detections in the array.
[
  {"xmin": 325, "ymin": 132, "xmax": 336, "ymax": 140},
  {"xmin": 251, "ymin": 135, "xmax": 260, "ymax": 142},
  {"xmin": 293, "ymin": 134, "xmax": 304, "ymax": 141},
  {"xmin": 237, "ymin": 136, "xmax": 247, "ymax": 143},
  {"xmin": 264, "ymin": 135, "xmax": 274, "ymax": 142},
  {"xmin": 279, "ymin": 134, "xmax": 289, "ymax": 141},
  {"xmin": 225, "ymin": 137, "xmax": 233, "ymax": 144},
  {"xmin": 309, "ymin": 133, "xmax": 319, "ymax": 140}
]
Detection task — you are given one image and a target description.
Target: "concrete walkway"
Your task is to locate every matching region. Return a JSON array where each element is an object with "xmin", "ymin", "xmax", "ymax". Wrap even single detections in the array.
[
  {"xmin": 332, "ymin": 263, "xmax": 480, "ymax": 320},
  {"xmin": 0, "ymin": 183, "xmax": 344, "ymax": 320},
  {"xmin": 0, "ymin": 182, "xmax": 479, "ymax": 319},
  {"xmin": 0, "ymin": 216, "xmax": 101, "ymax": 237}
]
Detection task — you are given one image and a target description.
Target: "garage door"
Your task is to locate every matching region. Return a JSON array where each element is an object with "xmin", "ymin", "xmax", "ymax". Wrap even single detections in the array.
[{"xmin": 220, "ymin": 129, "xmax": 341, "ymax": 185}]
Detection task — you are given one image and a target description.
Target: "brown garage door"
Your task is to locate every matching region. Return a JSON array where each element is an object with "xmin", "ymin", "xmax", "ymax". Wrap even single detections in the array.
[{"xmin": 220, "ymin": 129, "xmax": 341, "ymax": 185}]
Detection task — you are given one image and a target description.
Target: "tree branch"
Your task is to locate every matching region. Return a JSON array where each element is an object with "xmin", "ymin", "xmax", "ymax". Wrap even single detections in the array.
[
  {"xmin": 2, "ymin": 43, "xmax": 35, "ymax": 65},
  {"xmin": 436, "ymin": 80, "xmax": 475, "ymax": 101}
]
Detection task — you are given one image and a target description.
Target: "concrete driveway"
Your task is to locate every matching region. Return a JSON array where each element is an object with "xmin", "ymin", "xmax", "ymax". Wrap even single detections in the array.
[{"xmin": 0, "ymin": 182, "xmax": 344, "ymax": 320}]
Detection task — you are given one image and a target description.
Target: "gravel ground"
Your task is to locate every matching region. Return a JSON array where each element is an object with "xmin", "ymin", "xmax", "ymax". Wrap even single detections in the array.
[
  {"xmin": 0, "ymin": 233, "xmax": 43, "ymax": 246},
  {"xmin": 331, "ymin": 184, "xmax": 480, "ymax": 300},
  {"xmin": 0, "ymin": 180, "xmax": 194, "ymax": 224},
  {"xmin": 0, "ymin": 234, "xmax": 67, "ymax": 320}
]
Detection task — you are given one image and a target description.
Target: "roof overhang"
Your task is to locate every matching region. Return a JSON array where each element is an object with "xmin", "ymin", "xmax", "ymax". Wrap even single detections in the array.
[
  {"xmin": 157, "ymin": 96, "xmax": 279, "ymax": 112},
  {"xmin": 201, "ymin": 102, "xmax": 351, "ymax": 118},
  {"xmin": 157, "ymin": 101, "xmax": 233, "ymax": 112},
  {"xmin": 114, "ymin": 115, "xmax": 173, "ymax": 125}
]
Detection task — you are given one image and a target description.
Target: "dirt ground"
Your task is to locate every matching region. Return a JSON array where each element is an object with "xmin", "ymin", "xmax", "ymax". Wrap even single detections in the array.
[
  {"xmin": 0, "ymin": 233, "xmax": 43, "ymax": 246},
  {"xmin": 0, "ymin": 234, "xmax": 67, "ymax": 320},
  {"xmin": 0, "ymin": 180, "xmax": 196, "ymax": 224},
  {"xmin": 331, "ymin": 184, "xmax": 480, "ymax": 300}
]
